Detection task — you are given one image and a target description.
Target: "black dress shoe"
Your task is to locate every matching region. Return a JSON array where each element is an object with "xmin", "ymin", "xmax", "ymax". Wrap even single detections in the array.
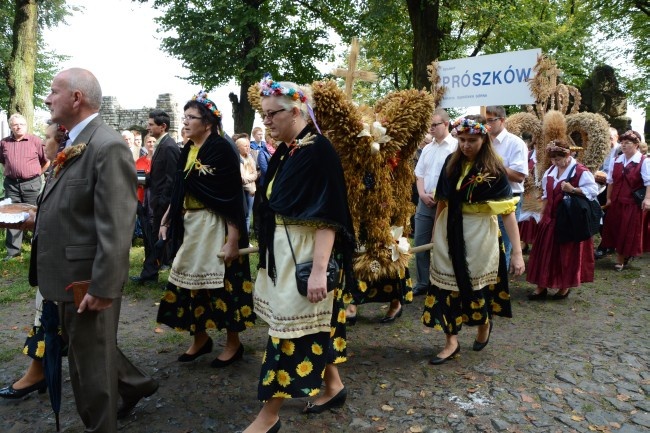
[
  {"xmin": 429, "ymin": 344, "xmax": 460, "ymax": 365},
  {"xmin": 129, "ymin": 275, "xmax": 158, "ymax": 284},
  {"xmin": 412, "ymin": 286, "xmax": 428, "ymax": 296},
  {"xmin": 210, "ymin": 343, "xmax": 243, "ymax": 368},
  {"xmin": 527, "ymin": 289, "xmax": 547, "ymax": 301},
  {"xmin": 0, "ymin": 379, "xmax": 47, "ymax": 399},
  {"xmin": 379, "ymin": 306, "xmax": 402, "ymax": 324},
  {"xmin": 303, "ymin": 387, "xmax": 347, "ymax": 414},
  {"xmin": 117, "ymin": 380, "xmax": 159, "ymax": 419},
  {"xmin": 345, "ymin": 314, "xmax": 357, "ymax": 326},
  {"xmin": 235, "ymin": 419, "xmax": 281, "ymax": 433},
  {"xmin": 178, "ymin": 337, "xmax": 213, "ymax": 362},
  {"xmin": 551, "ymin": 289, "xmax": 570, "ymax": 300},
  {"xmin": 472, "ymin": 321, "xmax": 493, "ymax": 352}
]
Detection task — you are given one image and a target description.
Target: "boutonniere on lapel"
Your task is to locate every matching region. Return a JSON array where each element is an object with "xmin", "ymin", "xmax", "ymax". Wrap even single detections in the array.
[
  {"xmin": 460, "ymin": 170, "xmax": 496, "ymax": 202},
  {"xmin": 287, "ymin": 132, "xmax": 316, "ymax": 156},
  {"xmin": 53, "ymin": 143, "xmax": 87, "ymax": 177}
]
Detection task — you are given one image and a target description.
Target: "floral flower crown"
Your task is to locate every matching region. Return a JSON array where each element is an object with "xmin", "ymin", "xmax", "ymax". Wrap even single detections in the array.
[
  {"xmin": 452, "ymin": 118, "xmax": 490, "ymax": 135},
  {"xmin": 259, "ymin": 73, "xmax": 307, "ymax": 103},
  {"xmin": 192, "ymin": 90, "xmax": 222, "ymax": 119}
]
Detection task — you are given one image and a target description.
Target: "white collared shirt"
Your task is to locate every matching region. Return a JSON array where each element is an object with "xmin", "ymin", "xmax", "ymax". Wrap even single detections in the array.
[
  {"xmin": 414, "ymin": 134, "xmax": 458, "ymax": 194},
  {"xmin": 542, "ymin": 157, "xmax": 598, "ymax": 201},
  {"xmin": 492, "ymin": 128, "xmax": 528, "ymax": 193},
  {"xmin": 66, "ymin": 113, "xmax": 99, "ymax": 147},
  {"xmin": 606, "ymin": 151, "xmax": 650, "ymax": 185}
]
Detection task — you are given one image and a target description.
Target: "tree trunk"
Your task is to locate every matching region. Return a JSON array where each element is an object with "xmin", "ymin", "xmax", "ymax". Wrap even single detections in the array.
[
  {"xmin": 7, "ymin": 0, "xmax": 38, "ymax": 130},
  {"xmin": 230, "ymin": 79, "xmax": 255, "ymax": 135},
  {"xmin": 406, "ymin": 0, "xmax": 443, "ymax": 91}
]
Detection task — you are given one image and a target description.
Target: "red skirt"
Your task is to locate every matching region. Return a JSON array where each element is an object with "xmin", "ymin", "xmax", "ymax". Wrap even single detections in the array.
[
  {"xmin": 518, "ymin": 219, "xmax": 538, "ymax": 244},
  {"xmin": 526, "ymin": 215, "xmax": 594, "ymax": 289},
  {"xmin": 601, "ymin": 201, "xmax": 644, "ymax": 257}
]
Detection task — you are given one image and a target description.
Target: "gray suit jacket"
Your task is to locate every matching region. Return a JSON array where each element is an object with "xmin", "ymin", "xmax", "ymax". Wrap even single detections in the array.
[{"xmin": 32, "ymin": 116, "xmax": 137, "ymax": 302}]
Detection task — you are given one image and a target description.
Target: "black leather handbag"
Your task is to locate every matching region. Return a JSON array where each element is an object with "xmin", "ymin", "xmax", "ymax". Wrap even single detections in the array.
[
  {"xmin": 555, "ymin": 165, "xmax": 602, "ymax": 244},
  {"xmin": 283, "ymin": 221, "xmax": 339, "ymax": 296}
]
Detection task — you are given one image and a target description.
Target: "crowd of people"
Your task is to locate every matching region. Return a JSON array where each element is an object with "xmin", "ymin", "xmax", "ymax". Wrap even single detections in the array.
[{"xmin": 0, "ymin": 68, "xmax": 649, "ymax": 433}]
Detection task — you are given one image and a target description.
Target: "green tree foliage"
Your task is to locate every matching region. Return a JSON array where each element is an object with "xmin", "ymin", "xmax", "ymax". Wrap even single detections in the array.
[
  {"xmin": 0, "ymin": 0, "xmax": 72, "ymax": 118},
  {"xmin": 136, "ymin": 0, "xmax": 360, "ymax": 134},
  {"xmin": 591, "ymin": 0, "xmax": 649, "ymax": 107}
]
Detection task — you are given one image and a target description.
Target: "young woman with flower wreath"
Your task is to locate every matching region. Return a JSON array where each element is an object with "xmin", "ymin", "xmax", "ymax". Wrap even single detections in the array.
[
  {"xmin": 156, "ymin": 91, "xmax": 256, "ymax": 368},
  {"xmin": 422, "ymin": 115, "xmax": 525, "ymax": 365},
  {"xmin": 241, "ymin": 75, "xmax": 356, "ymax": 433}
]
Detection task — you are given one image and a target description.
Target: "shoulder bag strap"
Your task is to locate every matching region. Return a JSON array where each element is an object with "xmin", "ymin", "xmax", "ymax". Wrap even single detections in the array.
[{"xmin": 282, "ymin": 218, "xmax": 298, "ymax": 266}]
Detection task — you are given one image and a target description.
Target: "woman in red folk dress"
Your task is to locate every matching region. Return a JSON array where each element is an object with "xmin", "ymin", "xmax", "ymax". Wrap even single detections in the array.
[
  {"xmin": 600, "ymin": 130, "xmax": 650, "ymax": 270},
  {"xmin": 526, "ymin": 139, "xmax": 598, "ymax": 300}
]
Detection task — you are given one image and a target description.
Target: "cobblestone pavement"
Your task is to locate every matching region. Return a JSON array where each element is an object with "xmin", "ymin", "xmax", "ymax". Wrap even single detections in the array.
[{"xmin": 0, "ymin": 254, "xmax": 648, "ymax": 433}]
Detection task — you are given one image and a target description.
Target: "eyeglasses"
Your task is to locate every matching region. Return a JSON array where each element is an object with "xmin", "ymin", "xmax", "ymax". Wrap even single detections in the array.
[
  {"xmin": 182, "ymin": 114, "xmax": 202, "ymax": 122},
  {"xmin": 263, "ymin": 108, "xmax": 286, "ymax": 120},
  {"xmin": 486, "ymin": 117, "xmax": 502, "ymax": 123},
  {"xmin": 431, "ymin": 122, "xmax": 444, "ymax": 127}
]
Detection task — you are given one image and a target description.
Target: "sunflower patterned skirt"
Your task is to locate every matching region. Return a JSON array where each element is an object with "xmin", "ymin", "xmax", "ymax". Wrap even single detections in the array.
[
  {"xmin": 348, "ymin": 267, "xmax": 414, "ymax": 306},
  {"xmin": 157, "ymin": 261, "xmax": 256, "ymax": 335},
  {"xmin": 422, "ymin": 235, "xmax": 512, "ymax": 335},
  {"xmin": 22, "ymin": 289, "xmax": 46, "ymax": 360},
  {"xmin": 257, "ymin": 288, "xmax": 347, "ymax": 402}
]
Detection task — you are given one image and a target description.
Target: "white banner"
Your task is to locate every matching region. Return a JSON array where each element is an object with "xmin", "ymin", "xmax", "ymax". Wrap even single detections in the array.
[{"xmin": 438, "ymin": 48, "xmax": 541, "ymax": 108}]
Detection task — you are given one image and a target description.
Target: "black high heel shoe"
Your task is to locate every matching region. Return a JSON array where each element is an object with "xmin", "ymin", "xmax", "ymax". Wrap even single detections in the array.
[
  {"xmin": 210, "ymin": 343, "xmax": 244, "ymax": 368},
  {"xmin": 178, "ymin": 337, "xmax": 213, "ymax": 362},
  {"xmin": 527, "ymin": 288, "xmax": 547, "ymax": 301},
  {"xmin": 379, "ymin": 306, "xmax": 402, "ymax": 324},
  {"xmin": 551, "ymin": 289, "xmax": 571, "ymax": 300},
  {"xmin": 346, "ymin": 315, "xmax": 357, "ymax": 326},
  {"xmin": 472, "ymin": 321, "xmax": 493, "ymax": 352},
  {"xmin": 303, "ymin": 387, "xmax": 347, "ymax": 414},
  {"xmin": 0, "ymin": 379, "xmax": 47, "ymax": 399},
  {"xmin": 429, "ymin": 344, "xmax": 460, "ymax": 365}
]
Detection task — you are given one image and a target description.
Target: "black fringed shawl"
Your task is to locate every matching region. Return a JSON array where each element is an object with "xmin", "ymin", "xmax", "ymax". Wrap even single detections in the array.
[
  {"xmin": 255, "ymin": 126, "xmax": 356, "ymax": 290},
  {"xmin": 435, "ymin": 156, "xmax": 512, "ymax": 303},
  {"xmin": 168, "ymin": 132, "xmax": 248, "ymax": 254}
]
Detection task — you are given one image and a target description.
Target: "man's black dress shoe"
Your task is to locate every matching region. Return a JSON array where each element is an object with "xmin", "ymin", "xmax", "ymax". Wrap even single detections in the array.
[
  {"xmin": 210, "ymin": 343, "xmax": 243, "ymax": 368},
  {"xmin": 429, "ymin": 344, "xmax": 460, "ymax": 365},
  {"xmin": 303, "ymin": 387, "xmax": 347, "ymax": 414},
  {"xmin": 117, "ymin": 380, "xmax": 159, "ymax": 419},
  {"xmin": 0, "ymin": 379, "xmax": 47, "ymax": 399},
  {"xmin": 379, "ymin": 306, "xmax": 402, "ymax": 324},
  {"xmin": 472, "ymin": 321, "xmax": 493, "ymax": 352},
  {"xmin": 527, "ymin": 289, "xmax": 547, "ymax": 301},
  {"xmin": 129, "ymin": 275, "xmax": 158, "ymax": 284},
  {"xmin": 345, "ymin": 314, "xmax": 357, "ymax": 326},
  {"xmin": 178, "ymin": 337, "xmax": 213, "ymax": 362},
  {"xmin": 412, "ymin": 286, "xmax": 428, "ymax": 296}
]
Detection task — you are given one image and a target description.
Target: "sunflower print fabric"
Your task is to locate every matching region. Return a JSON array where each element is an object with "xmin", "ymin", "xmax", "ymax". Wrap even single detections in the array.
[
  {"xmin": 348, "ymin": 267, "xmax": 414, "ymax": 306},
  {"xmin": 257, "ymin": 288, "xmax": 347, "ymax": 401},
  {"xmin": 421, "ymin": 236, "xmax": 512, "ymax": 335},
  {"xmin": 157, "ymin": 261, "xmax": 256, "ymax": 334}
]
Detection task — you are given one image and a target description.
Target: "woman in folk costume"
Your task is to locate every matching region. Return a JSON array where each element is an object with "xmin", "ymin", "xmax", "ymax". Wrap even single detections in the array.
[
  {"xmin": 600, "ymin": 130, "xmax": 650, "ymax": 270},
  {"xmin": 242, "ymin": 75, "xmax": 356, "ymax": 433},
  {"xmin": 0, "ymin": 121, "xmax": 67, "ymax": 400},
  {"xmin": 423, "ymin": 115, "xmax": 525, "ymax": 365},
  {"xmin": 526, "ymin": 139, "xmax": 598, "ymax": 299},
  {"xmin": 156, "ymin": 91, "xmax": 255, "ymax": 367}
]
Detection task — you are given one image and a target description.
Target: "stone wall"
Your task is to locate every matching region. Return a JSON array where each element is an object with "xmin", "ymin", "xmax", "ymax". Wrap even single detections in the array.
[{"xmin": 99, "ymin": 93, "xmax": 181, "ymax": 139}]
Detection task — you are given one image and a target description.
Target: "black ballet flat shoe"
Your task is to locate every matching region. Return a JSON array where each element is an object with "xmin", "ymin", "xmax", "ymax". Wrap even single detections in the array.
[
  {"xmin": 429, "ymin": 344, "xmax": 460, "ymax": 365},
  {"xmin": 527, "ymin": 289, "xmax": 547, "ymax": 301},
  {"xmin": 0, "ymin": 379, "xmax": 47, "ymax": 399},
  {"xmin": 177, "ymin": 337, "xmax": 213, "ymax": 362},
  {"xmin": 379, "ymin": 306, "xmax": 403, "ymax": 324},
  {"xmin": 303, "ymin": 387, "xmax": 348, "ymax": 414},
  {"xmin": 235, "ymin": 419, "xmax": 281, "ymax": 433},
  {"xmin": 551, "ymin": 289, "xmax": 571, "ymax": 300},
  {"xmin": 472, "ymin": 321, "xmax": 493, "ymax": 352},
  {"xmin": 346, "ymin": 315, "xmax": 357, "ymax": 326},
  {"xmin": 210, "ymin": 343, "xmax": 244, "ymax": 368}
]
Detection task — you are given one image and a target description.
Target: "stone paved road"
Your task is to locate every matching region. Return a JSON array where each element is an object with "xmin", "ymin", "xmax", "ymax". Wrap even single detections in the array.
[{"xmin": 0, "ymin": 254, "xmax": 648, "ymax": 432}]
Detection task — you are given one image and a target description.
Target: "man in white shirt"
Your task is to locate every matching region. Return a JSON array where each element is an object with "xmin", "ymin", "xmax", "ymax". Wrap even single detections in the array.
[
  {"xmin": 412, "ymin": 109, "xmax": 458, "ymax": 296},
  {"xmin": 486, "ymin": 106, "xmax": 528, "ymax": 269}
]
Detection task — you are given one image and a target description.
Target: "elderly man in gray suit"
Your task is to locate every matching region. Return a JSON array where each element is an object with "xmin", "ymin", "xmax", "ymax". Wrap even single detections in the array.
[{"xmin": 26, "ymin": 68, "xmax": 158, "ymax": 432}]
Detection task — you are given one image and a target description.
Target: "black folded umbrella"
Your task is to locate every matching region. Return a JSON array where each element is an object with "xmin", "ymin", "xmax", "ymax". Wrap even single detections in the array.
[{"xmin": 40, "ymin": 301, "xmax": 64, "ymax": 431}]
